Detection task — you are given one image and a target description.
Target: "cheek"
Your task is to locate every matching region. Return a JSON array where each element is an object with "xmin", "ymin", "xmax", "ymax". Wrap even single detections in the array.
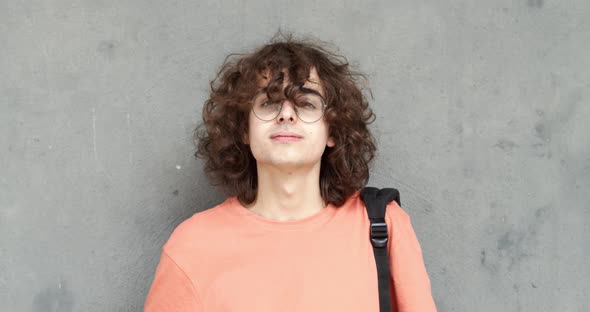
[
  {"xmin": 312, "ymin": 123, "xmax": 331, "ymax": 144},
  {"xmin": 246, "ymin": 112, "xmax": 258, "ymax": 142},
  {"xmin": 247, "ymin": 113, "xmax": 266, "ymax": 157},
  {"xmin": 304, "ymin": 128, "xmax": 330, "ymax": 153}
]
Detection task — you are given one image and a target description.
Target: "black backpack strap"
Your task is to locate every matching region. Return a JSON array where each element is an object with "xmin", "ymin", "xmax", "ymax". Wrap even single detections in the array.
[{"xmin": 360, "ymin": 187, "xmax": 400, "ymax": 312}]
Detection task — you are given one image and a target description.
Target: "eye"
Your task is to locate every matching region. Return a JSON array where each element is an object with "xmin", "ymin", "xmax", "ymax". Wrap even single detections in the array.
[
  {"xmin": 304, "ymin": 102, "xmax": 316, "ymax": 109},
  {"xmin": 296, "ymin": 95, "xmax": 322, "ymax": 110},
  {"xmin": 260, "ymin": 100, "xmax": 280, "ymax": 108}
]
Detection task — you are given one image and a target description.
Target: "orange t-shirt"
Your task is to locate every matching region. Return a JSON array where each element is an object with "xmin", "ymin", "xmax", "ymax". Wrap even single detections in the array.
[{"xmin": 144, "ymin": 191, "xmax": 437, "ymax": 311}]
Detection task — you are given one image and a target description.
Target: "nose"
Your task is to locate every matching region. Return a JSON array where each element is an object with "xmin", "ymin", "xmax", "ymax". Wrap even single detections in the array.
[{"xmin": 277, "ymin": 99, "xmax": 297, "ymax": 123}]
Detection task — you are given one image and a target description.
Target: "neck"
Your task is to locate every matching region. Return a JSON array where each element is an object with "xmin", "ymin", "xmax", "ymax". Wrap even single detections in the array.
[{"xmin": 244, "ymin": 161, "xmax": 326, "ymax": 221}]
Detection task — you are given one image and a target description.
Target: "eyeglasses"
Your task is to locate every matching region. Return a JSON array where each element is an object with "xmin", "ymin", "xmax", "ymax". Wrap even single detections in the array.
[{"xmin": 250, "ymin": 93, "xmax": 327, "ymax": 123}]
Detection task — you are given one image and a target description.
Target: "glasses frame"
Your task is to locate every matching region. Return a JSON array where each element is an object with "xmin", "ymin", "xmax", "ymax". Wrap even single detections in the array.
[{"xmin": 250, "ymin": 93, "xmax": 328, "ymax": 124}]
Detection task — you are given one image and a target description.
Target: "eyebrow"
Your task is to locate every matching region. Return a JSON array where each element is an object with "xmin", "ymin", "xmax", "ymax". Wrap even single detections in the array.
[
  {"xmin": 258, "ymin": 86, "xmax": 324, "ymax": 99},
  {"xmin": 300, "ymin": 86, "xmax": 324, "ymax": 98}
]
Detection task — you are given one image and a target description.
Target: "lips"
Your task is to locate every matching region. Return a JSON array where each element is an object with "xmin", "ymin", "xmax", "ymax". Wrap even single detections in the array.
[{"xmin": 270, "ymin": 131, "xmax": 303, "ymax": 139}]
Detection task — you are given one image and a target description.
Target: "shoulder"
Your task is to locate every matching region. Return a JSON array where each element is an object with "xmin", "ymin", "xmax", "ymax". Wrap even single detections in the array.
[
  {"xmin": 385, "ymin": 199, "xmax": 411, "ymax": 227},
  {"xmin": 354, "ymin": 189, "xmax": 417, "ymax": 254},
  {"xmin": 161, "ymin": 197, "xmax": 235, "ymax": 261},
  {"xmin": 354, "ymin": 189, "xmax": 411, "ymax": 224},
  {"xmin": 383, "ymin": 197, "xmax": 422, "ymax": 250}
]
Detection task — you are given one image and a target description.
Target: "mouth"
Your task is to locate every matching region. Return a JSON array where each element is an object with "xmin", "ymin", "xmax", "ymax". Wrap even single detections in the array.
[
  {"xmin": 271, "ymin": 136, "xmax": 303, "ymax": 142},
  {"xmin": 270, "ymin": 132, "xmax": 303, "ymax": 140},
  {"xmin": 270, "ymin": 133, "xmax": 303, "ymax": 142}
]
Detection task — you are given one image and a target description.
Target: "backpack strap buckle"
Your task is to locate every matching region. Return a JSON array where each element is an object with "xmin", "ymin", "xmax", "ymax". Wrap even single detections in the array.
[{"xmin": 370, "ymin": 221, "xmax": 388, "ymax": 248}]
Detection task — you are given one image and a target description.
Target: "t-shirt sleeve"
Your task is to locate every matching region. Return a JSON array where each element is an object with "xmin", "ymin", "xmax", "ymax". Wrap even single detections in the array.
[
  {"xmin": 144, "ymin": 249, "xmax": 202, "ymax": 312},
  {"xmin": 387, "ymin": 201, "xmax": 437, "ymax": 312}
]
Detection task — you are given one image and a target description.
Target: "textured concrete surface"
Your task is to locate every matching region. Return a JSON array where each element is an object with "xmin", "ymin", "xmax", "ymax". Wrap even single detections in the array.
[{"xmin": 1, "ymin": 1, "xmax": 589, "ymax": 311}]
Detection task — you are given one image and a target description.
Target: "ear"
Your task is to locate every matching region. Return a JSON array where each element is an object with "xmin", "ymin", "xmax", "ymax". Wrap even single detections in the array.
[{"xmin": 326, "ymin": 136, "xmax": 335, "ymax": 147}]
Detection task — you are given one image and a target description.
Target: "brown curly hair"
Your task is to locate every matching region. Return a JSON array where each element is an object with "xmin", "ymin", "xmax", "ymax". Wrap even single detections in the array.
[{"xmin": 193, "ymin": 32, "xmax": 377, "ymax": 207}]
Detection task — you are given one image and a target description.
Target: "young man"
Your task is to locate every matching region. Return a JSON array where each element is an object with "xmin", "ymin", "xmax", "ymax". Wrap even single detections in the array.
[{"xmin": 144, "ymin": 35, "xmax": 437, "ymax": 311}]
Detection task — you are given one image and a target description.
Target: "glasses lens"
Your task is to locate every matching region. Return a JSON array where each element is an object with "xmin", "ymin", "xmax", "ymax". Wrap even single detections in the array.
[
  {"xmin": 252, "ymin": 94, "xmax": 281, "ymax": 120},
  {"xmin": 293, "ymin": 94, "xmax": 324, "ymax": 122}
]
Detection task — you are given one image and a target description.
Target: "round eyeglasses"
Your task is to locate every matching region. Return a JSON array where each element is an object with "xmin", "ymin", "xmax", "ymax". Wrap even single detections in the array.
[{"xmin": 250, "ymin": 93, "xmax": 327, "ymax": 123}]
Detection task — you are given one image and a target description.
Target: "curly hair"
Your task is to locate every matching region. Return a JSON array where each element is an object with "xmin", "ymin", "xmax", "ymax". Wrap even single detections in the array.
[{"xmin": 193, "ymin": 32, "xmax": 377, "ymax": 207}]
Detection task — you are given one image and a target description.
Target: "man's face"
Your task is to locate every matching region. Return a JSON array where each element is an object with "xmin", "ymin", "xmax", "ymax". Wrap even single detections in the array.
[{"xmin": 244, "ymin": 67, "xmax": 335, "ymax": 170}]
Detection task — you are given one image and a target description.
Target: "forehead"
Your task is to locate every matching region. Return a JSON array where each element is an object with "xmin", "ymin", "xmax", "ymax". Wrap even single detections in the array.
[{"xmin": 256, "ymin": 67, "xmax": 325, "ymax": 97}]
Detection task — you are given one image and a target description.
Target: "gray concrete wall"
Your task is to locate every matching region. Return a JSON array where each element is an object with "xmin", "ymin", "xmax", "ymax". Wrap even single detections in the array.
[{"xmin": 1, "ymin": 0, "xmax": 588, "ymax": 311}]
